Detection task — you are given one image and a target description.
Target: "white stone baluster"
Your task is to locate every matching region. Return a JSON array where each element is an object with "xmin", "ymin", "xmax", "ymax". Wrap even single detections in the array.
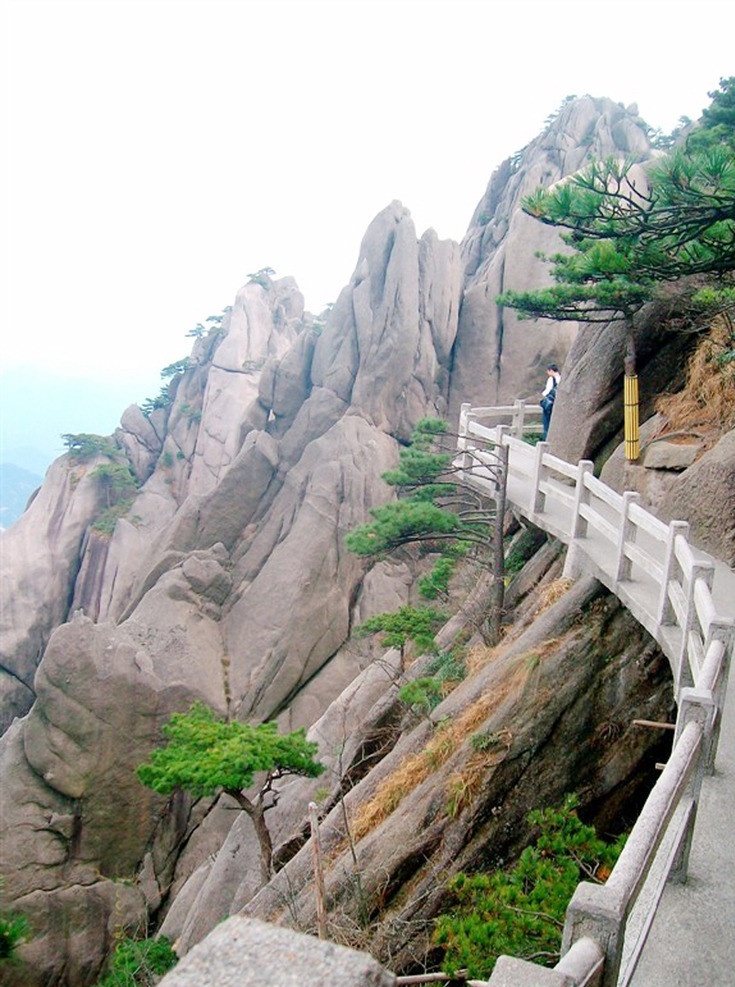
[
  {"xmin": 615, "ymin": 491, "xmax": 641, "ymax": 583},
  {"xmin": 657, "ymin": 520, "xmax": 690, "ymax": 625},
  {"xmin": 531, "ymin": 440, "xmax": 549, "ymax": 516}
]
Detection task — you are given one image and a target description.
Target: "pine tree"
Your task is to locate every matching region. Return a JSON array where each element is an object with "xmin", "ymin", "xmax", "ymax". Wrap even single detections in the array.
[
  {"xmin": 137, "ymin": 703, "xmax": 324, "ymax": 885},
  {"xmin": 346, "ymin": 419, "xmax": 507, "ymax": 643}
]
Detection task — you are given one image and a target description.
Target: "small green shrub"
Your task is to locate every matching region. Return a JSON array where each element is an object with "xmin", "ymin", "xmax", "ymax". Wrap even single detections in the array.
[
  {"xmin": 505, "ymin": 527, "xmax": 544, "ymax": 575},
  {"xmin": 418, "ymin": 556, "xmax": 457, "ymax": 600},
  {"xmin": 160, "ymin": 358, "xmax": 189, "ymax": 380},
  {"xmin": 356, "ymin": 605, "xmax": 446, "ymax": 653},
  {"xmin": 92, "ymin": 499, "xmax": 133, "ymax": 537},
  {"xmin": 91, "ymin": 463, "xmax": 138, "ymax": 501},
  {"xmin": 691, "ymin": 286, "xmax": 735, "ymax": 364},
  {"xmin": 62, "ymin": 433, "xmax": 118, "ymax": 461},
  {"xmin": 141, "ymin": 388, "xmax": 172, "ymax": 418},
  {"xmin": 521, "ymin": 431, "xmax": 543, "ymax": 446},
  {"xmin": 398, "ymin": 677, "xmax": 444, "ymax": 714},
  {"xmin": 0, "ymin": 906, "xmax": 29, "ymax": 961},
  {"xmin": 434, "ymin": 795, "xmax": 625, "ymax": 978},
  {"xmin": 94, "ymin": 935, "xmax": 177, "ymax": 986},
  {"xmin": 471, "ymin": 730, "xmax": 505, "ymax": 753},
  {"xmin": 247, "ymin": 266, "xmax": 275, "ymax": 287},
  {"xmin": 504, "ymin": 549, "xmax": 526, "ymax": 575},
  {"xmin": 426, "ymin": 649, "xmax": 466, "ymax": 684}
]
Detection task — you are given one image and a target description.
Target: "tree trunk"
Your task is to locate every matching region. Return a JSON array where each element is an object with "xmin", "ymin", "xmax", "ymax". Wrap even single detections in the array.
[
  {"xmin": 229, "ymin": 790, "xmax": 274, "ymax": 886},
  {"xmin": 624, "ymin": 321, "xmax": 637, "ymax": 377},
  {"xmin": 486, "ymin": 443, "xmax": 508, "ymax": 645}
]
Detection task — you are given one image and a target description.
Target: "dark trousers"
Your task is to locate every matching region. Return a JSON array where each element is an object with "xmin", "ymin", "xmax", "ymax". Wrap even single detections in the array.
[{"xmin": 542, "ymin": 402, "xmax": 552, "ymax": 440}]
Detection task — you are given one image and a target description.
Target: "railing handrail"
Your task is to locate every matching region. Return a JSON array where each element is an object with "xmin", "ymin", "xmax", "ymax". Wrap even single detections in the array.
[
  {"xmin": 458, "ymin": 402, "xmax": 734, "ymax": 702},
  {"xmin": 456, "ymin": 401, "xmax": 735, "ymax": 987}
]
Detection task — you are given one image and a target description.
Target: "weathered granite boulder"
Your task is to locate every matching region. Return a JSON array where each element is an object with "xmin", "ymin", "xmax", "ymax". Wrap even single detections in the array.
[
  {"xmin": 187, "ymin": 279, "xmax": 304, "ymax": 498},
  {"xmin": 116, "ymin": 403, "xmax": 163, "ymax": 483},
  {"xmin": 642, "ymin": 439, "xmax": 702, "ymax": 471},
  {"xmin": 311, "ymin": 204, "xmax": 462, "ymax": 442},
  {"xmin": 0, "ymin": 613, "xmax": 204, "ymax": 986},
  {"xmin": 658, "ymin": 428, "xmax": 735, "ymax": 566},
  {"xmin": 157, "ymin": 917, "xmax": 396, "ymax": 987},
  {"xmin": 0, "ymin": 457, "xmax": 110, "ymax": 729},
  {"xmin": 221, "ymin": 416, "xmax": 398, "ymax": 720}
]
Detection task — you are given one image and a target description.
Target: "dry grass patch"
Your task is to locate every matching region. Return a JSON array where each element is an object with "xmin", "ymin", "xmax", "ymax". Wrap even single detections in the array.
[
  {"xmin": 655, "ymin": 316, "xmax": 735, "ymax": 446},
  {"xmin": 349, "ymin": 653, "xmax": 541, "ymax": 842},
  {"xmin": 446, "ymin": 752, "xmax": 494, "ymax": 819},
  {"xmin": 349, "ymin": 750, "xmax": 434, "ymax": 842},
  {"xmin": 446, "ymin": 728, "xmax": 514, "ymax": 819},
  {"xmin": 464, "ymin": 641, "xmax": 503, "ymax": 676},
  {"xmin": 534, "ymin": 578, "xmax": 574, "ymax": 616}
]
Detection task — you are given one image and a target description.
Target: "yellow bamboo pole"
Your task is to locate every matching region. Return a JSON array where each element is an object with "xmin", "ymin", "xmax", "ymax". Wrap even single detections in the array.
[{"xmin": 624, "ymin": 374, "xmax": 640, "ymax": 461}]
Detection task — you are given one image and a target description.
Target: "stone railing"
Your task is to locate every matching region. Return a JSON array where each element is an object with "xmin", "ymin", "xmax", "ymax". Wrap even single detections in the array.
[{"xmin": 456, "ymin": 402, "xmax": 735, "ymax": 987}]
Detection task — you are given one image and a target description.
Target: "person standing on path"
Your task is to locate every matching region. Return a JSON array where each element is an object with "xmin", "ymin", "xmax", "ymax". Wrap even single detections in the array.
[{"xmin": 540, "ymin": 363, "xmax": 561, "ymax": 440}]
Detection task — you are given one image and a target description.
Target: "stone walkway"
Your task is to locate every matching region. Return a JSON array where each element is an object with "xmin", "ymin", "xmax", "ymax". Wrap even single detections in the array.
[{"xmin": 625, "ymin": 561, "xmax": 735, "ymax": 987}]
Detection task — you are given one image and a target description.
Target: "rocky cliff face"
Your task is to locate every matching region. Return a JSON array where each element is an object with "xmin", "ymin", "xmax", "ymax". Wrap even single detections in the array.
[
  {"xmin": 449, "ymin": 95, "xmax": 652, "ymax": 414},
  {"xmin": 1, "ymin": 97, "xmax": 714, "ymax": 986}
]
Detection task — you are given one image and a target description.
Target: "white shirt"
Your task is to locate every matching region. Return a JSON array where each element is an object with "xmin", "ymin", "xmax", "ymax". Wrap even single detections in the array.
[{"xmin": 542, "ymin": 372, "xmax": 560, "ymax": 397}]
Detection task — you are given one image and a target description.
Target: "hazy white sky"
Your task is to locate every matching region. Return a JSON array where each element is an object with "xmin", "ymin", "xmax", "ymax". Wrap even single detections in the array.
[{"xmin": 3, "ymin": 0, "xmax": 733, "ymax": 461}]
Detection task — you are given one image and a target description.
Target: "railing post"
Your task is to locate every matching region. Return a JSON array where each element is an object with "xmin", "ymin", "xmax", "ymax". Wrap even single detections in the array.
[
  {"xmin": 701, "ymin": 622, "xmax": 734, "ymax": 772},
  {"xmin": 614, "ymin": 491, "xmax": 641, "ymax": 584},
  {"xmin": 669, "ymin": 690, "xmax": 712, "ymax": 883},
  {"xmin": 704, "ymin": 616, "xmax": 735, "ymax": 655},
  {"xmin": 676, "ymin": 561, "xmax": 716, "ymax": 694},
  {"xmin": 458, "ymin": 402, "xmax": 472, "ymax": 471},
  {"xmin": 487, "ymin": 425, "xmax": 510, "ymax": 500},
  {"xmin": 570, "ymin": 461, "xmax": 595, "ymax": 540},
  {"xmin": 531, "ymin": 440, "xmax": 550, "ymax": 516},
  {"xmin": 656, "ymin": 520, "xmax": 690, "ymax": 625},
  {"xmin": 561, "ymin": 882, "xmax": 625, "ymax": 987},
  {"xmin": 495, "ymin": 424, "xmax": 510, "ymax": 458},
  {"xmin": 512, "ymin": 399, "xmax": 526, "ymax": 438},
  {"xmin": 563, "ymin": 460, "xmax": 594, "ymax": 580}
]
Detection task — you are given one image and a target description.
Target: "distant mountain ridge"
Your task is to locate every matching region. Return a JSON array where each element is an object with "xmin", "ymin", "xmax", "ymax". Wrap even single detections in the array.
[{"xmin": 0, "ymin": 462, "xmax": 43, "ymax": 528}]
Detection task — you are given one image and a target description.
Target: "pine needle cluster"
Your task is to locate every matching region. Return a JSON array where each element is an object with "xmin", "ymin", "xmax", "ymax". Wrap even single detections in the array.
[
  {"xmin": 434, "ymin": 794, "xmax": 625, "ymax": 978},
  {"xmin": 136, "ymin": 702, "xmax": 324, "ymax": 798}
]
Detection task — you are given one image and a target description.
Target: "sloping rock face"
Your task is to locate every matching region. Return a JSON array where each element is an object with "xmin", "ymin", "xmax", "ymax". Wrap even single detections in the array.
[
  {"xmin": 656, "ymin": 428, "xmax": 735, "ymax": 566},
  {"xmin": 237, "ymin": 575, "xmax": 674, "ymax": 972},
  {"xmin": 0, "ymin": 98, "xmax": 675, "ymax": 986}
]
